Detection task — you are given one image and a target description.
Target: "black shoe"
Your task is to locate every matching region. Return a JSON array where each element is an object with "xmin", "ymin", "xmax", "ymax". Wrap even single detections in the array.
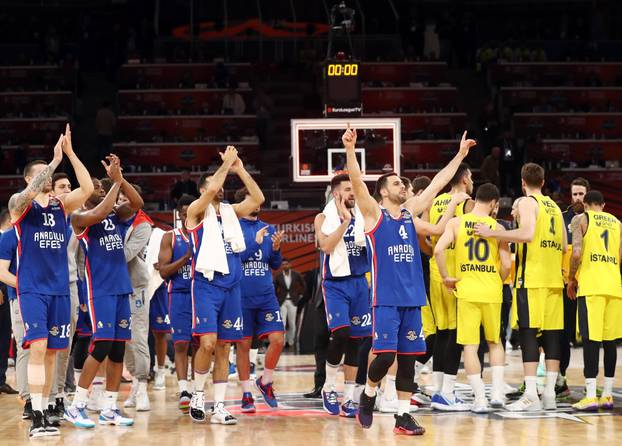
[
  {"xmin": 43, "ymin": 409, "xmax": 60, "ymax": 436},
  {"xmin": 44, "ymin": 406, "xmax": 61, "ymax": 427},
  {"xmin": 555, "ymin": 381, "xmax": 570, "ymax": 398},
  {"xmin": 0, "ymin": 383, "xmax": 18, "ymax": 394},
  {"xmin": 22, "ymin": 400, "xmax": 34, "ymax": 420},
  {"xmin": 54, "ymin": 397, "xmax": 66, "ymax": 419},
  {"xmin": 29, "ymin": 411, "xmax": 46, "ymax": 438},
  {"xmin": 357, "ymin": 392, "xmax": 376, "ymax": 429},
  {"xmin": 393, "ymin": 413, "xmax": 425, "ymax": 436},
  {"xmin": 303, "ymin": 386, "xmax": 322, "ymax": 399}
]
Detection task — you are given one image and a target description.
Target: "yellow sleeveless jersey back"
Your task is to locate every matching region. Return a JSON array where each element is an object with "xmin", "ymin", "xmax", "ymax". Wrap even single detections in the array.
[
  {"xmin": 577, "ymin": 210, "xmax": 622, "ymax": 298},
  {"xmin": 429, "ymin": 193, "xmax": 465, "ymax": 281},
  {"xmin": 455, "ymin": 214, "xmax": 503, "ymax": 303},
  {"xmin": 515, "ymin": 194, "xmax": 564, "ymax": 289}
]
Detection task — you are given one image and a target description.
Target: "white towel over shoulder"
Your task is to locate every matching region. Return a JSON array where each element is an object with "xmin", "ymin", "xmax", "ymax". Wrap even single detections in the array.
[
  {"xmin": 195, "ymin": 202, "xmax": 246, "ymax": 281},
  {"xmin": 321, "ymin": 199, "xmax": 366, "ymax": 277},
  {"xmin": 145, "ymin": 227, "xmax": 166, "ymax": 299}
]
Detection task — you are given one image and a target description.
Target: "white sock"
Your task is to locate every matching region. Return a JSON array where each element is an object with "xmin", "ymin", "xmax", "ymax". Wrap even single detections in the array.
[
  {"xmin": 178, "ymin": 379, "xmax": 188, "ymax": 394},
  {"xmin": 195, "ymin": 371, "xmax": 208, "ymax": 392},
  {"xmin": 74, "ymin": 369, "xmax": 82, "ymax": 385},
  {"xmin": 344, "ymin": 381, "xmax": 355, "ymax": 402},
  {"xmin": 441, "ymin": 374, "xmax": 457, "ymax": 396},
  {"xmin": 384, "ymin": 375, "xmax": 397, "ymax": 400},
  {"xmin": 261, "ymin": 368, "xmax": 274, "ymax": 385},
  {"xmin": 138, "ymin": 381, "xmax": 148, "ymax": 394},
  {"xmin": 249, "ymin": 348, "xmax": 258, "ymax": 366},
  {"xmin": 556, "ymin": 374, "xmax": 566, "ymax": 386},
  {"xmin": 468, "ymin": 374, "xmax": 486, "ymax": 401},
  {"xmin": 364, "ymin": 383, "xmax": 377, "ymax": 397},
  {"xmin": 585, "ymin": 377, "xmax": 597, "ymax": 399},
  {"xmin": 188, "ymin": 380, "xmax": 195, "ymax": 393},
  {"xmin": 229, "ymin": 346, "xmax": 235, "ymax": 364},
  {"xmin": 539, "ymin": 352, "xmax": 545, "ymax": 367},
  {"xmin": 73, "ymin": 386, "xmax": 89, "ymax": 407},
  {"xmin": 603, "ymin": 377, "xmax": 614, "ymax": 398},
  {"xmin": 525, "ymin": 376, "xmax": 538, "ymax": 399},
  {"xmin": 213, "ymin": 381, "xmax": 227, "ymax": 404},
  {"xmin": 241, "ymin": 380, "xmax": 252, "ymax": 393},
  {"xmin": 491, "ymin": 366, "xmax": 504, "ymax": 397},
  {"xmin": 432, "ymin": 371, "xmax": 443, "ymax": 393},
  {"xmin": 157, "ymin": 366, "xmax": 165, "ymax": 374},
  {"xmin": 323, "ymin": 363, "xmax": 339, "ymax": 391},
  {"xmin": 103, "ymin": 391, "xmax": 118, "ymax": 410},
  {"xmin": 398, "ymin": 399, "xmax": 410, "ymax": 416},
  {"xmin": 544, "ymin": 371, "xmax": 557, "ymax": 395},
  {"xmin": 31, "ymin": 393, "xmax": 43, "ymax": 412}
]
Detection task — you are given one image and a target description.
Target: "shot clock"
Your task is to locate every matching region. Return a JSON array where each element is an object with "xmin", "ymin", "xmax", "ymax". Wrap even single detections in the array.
[{"xmin": 323, "ymin": 59, "xmax": 362, "ymax": 117}]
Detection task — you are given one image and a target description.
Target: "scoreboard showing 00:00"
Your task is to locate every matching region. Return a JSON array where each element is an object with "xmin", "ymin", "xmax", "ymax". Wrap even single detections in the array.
[{"xmin": 327, "ymin": 63, "xmax": 358, "ymax": 76}]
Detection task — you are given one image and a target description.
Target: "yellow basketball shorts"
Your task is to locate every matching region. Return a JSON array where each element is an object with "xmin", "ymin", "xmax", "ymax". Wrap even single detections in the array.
[
  {"xmin": 577, "ymin": 295, "xmax": 622, "ymax": 342},
  {"xmin": 457, "ymin": 299, "xmax": 501, "ymax": 345},
  {"xmin": 421, "ymin": 295, "xmax": 436, "ymax": 337},
  {"xmin": 429, "ymin": 277, "xmax": 456, "ymax": 330},
  {"xmin": 514, "ymin": 287, "xmax": 563, "ymax": 330}
]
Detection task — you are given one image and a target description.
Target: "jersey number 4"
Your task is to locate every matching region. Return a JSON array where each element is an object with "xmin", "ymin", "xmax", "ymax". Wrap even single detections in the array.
[{"xmin": 398, "ymin": 225, "xmax": 409, "ymax": 240}]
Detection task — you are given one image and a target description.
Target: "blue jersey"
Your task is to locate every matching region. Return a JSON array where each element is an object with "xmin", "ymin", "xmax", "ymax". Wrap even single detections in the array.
[
  {"xmin": 189, "ymin": 218, "xmax": 242, "ymax": 289},
  {"xmin": 322, "ymin": 218, "xmax": 368, "ymax": 280},
  {"xmin": 15, "ymin": 198, "xmax": 69, "ymax": 296},
  {"xmin": 366, "ymin": 208, "xmax": 426, "ymax": 307},
  {"xmin": 78, "ymin": 213, "xmax": 133, "ymax": 296},
  {"xmin": 0, "ymin": 229, "xmax": 18, "ymax": 300},
  {"xmin": 239, "ymin": 218, "xmax": 282, "ymax": 297},
  {"xmin": 168, "ymin": 228, "xmax": 192, "ymax": 292}
]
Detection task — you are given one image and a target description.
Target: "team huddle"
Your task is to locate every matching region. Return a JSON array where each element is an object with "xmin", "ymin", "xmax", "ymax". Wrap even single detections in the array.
[{"xmin": 0, "ymin": 124, "xmax": 620, "ymax": 438}]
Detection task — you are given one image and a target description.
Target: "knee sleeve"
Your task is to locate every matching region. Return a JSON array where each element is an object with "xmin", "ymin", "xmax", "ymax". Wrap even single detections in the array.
[
  {"xmin": 444, "ymin": 329, "xmax": 463, "ymax": 375},
  {"xmin": 368, "ymin": 352, "xmax": 395, "ymax": 383},
  {"xmin": 326, "ymin": 326, "xmax": 351, "ymax": 366},
  {"xmin": 108, "ymin": 341, "xmax": 126, "ymax": 363},
  {"xmin": 603, "ymin": 340, "xmax": 617, "ymax": 377},
  {"xmin": 541, "ymin": 330, "xmax": 561, "ymax": 361},
  {"xmin": 396, "ymin": 355, "xmax": 417, "ymax": 393},
  {"xmin": 519, "ymin": 328, "xmax": 539, "ymax": 363},
  {"xmin": 583, "ymin": 339, "xmax": 600, "ymax": 379},
  {"xmin": 416, "ymin": 334, "xmax": 435, "ymax": 365},
  {"xmin": 433, "ymin": 330, "xmax": 448, "ymax": 372},
  {"xmin": 90, "ymin": 340, "xmax": 113, "ymax": 363},
  {"xmin": 73, "ymin": 336, "xmax": 90, "ymax": 370},
  {"xmin": 344, "ymin": 337, "xmax": 360, "ymax": 367}
]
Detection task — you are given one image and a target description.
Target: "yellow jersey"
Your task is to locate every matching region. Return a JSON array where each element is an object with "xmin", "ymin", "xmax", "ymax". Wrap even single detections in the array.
[
  {"xmin": 454, "ymin": 214, "xmax": 503, "ymax": 303},
  {"xmin": 577, "ymin": 210, "xmax": 622, "ymax": 298},
  {"xmin": 429, "ymin": 192, "xmax": 466, "ymax": 281},
  {"xmin": 515, "ymin": 194, "xmax": 564, "ymax": 289}
]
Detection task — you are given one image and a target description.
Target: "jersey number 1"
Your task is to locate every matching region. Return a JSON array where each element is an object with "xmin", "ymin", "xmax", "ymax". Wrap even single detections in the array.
[{"xmin": 601, "ymin": 229, "xmax": 609, "ymax": 251}]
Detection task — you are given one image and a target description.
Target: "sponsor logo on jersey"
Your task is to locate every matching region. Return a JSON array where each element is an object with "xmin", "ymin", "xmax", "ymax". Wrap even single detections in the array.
[
  {"xmin": 119, "ymin": 319, "xmax": 129, "ymax": 329},
  {"xmin": 406, "ymin": 330, "xmax": 417, "ymax": 341},
  {"xmin": 156, "ymin": 316, "xmax": 164, "ymax": 324},
  {"xmin": 97, "ymin": 321, "xmax": 104, "ymax": 329},
  {"xmin": 49, "ymin": 326, "xmax": 59, "ymax": 336},
  {"xmin": 265, "ymin": 313, "xmax": 275, "ymax": 322},
  {"xmin": 222, "ymin": 320, "xmax": 233, "ymax": 329},
  {"xmin": 351, "ymin": 316, "xmax": 361, "ymax": 326}
]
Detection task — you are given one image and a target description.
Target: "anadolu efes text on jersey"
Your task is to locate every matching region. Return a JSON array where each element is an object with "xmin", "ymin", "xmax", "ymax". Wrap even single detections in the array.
[
  {"xmin": 169, "ymin": 228, "xmax": 192, "ymax": 292},
  {"xmin": 77, "ymin": 213, "xmax": 133, "ymax": 296},
  {"xmin": 15, "ymin": 198, "xmax": 70, "ymax": 296},
  {"xmin": 365, "ymin": 208, "xmax": 427, "ymax": 307}
]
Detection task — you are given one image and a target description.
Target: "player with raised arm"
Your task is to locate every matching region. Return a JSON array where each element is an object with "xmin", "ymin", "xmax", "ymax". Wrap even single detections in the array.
[
  {"xmin": 344, "ymin": 124, "xmax": 475, "ymax": 435},
  {"xmin": 7, "ymin": 124, "xmax": 93, "ymax": 437},
  {"xmin": 475, "ymin": 163, "xmax": 566, "ymax": 412},
  {"xmin": 157, "ymin": 194, "xmax": 195, "ymax": 412},
  {"xmin": 185, "ymin": 146, "xmax": 265, "ymax": 425},
  {"xmin": 64, "ymin": 155, "xmax": 143, "ymax": 428}
]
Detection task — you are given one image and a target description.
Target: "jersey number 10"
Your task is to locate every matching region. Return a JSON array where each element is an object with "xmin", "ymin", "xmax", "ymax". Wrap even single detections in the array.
[{"xmin": 464, "ymin": 237, "xmax": 490, "ymax": 262}]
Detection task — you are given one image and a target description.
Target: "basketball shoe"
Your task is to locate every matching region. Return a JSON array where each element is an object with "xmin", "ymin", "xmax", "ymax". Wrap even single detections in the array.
[
  {"xmin": 322, "ymin": 388, "xmax": 340, "ymax": 415},
  {"xmin": 256, "ymin": 377, "xmax": 278, "ymax": 408},
  {"xmin": 99, "ymin": 408, "xmax": 134, "ymax": 426},
  {"xmin": 189, "ymin": 391, "xmax": 206, "ymax": 422},
  {"xmin": 357, "ymin": 392, "xmax": 376, "ymax": 429},
  {"xmin": 599, "ymin": 396, "xmax": 614, "ymax": 410},
  {"xmin": 211, "ymin": 402, "xmax": 238, "ymax": 425},
  {"xmin": 572, "ymin": 397, "xmax": 599, "ymax": 411},
  {"xmin": 179, "ymin": 391, "xmax": 192, "ymax": 413},
  {"xmin": 393, "ymin": 413, "xmax": 425, "ymax": 436},
  {"xmin": 340, "ymin": 400, "xmax": 358, "ymax": 418},
  {"xmin": 241, "ymin": 392, "xmax": 256, "ymax": 413},
  {"xmin": 64, "ymin": 404, "xmax": 96, "ymax": 428}
]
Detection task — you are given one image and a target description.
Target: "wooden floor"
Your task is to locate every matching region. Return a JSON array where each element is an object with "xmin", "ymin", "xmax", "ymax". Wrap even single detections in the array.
[{"xmin": 1, "ymin": 347, "xmax": 621, "ymax": 445}]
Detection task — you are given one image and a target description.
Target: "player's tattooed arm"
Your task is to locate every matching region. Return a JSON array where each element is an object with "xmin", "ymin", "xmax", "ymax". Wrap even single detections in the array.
[
  {"xmin": 0, "ymin": 259, "xmax": 17, "ymax": 289},
  {"xmin": 403, "ymin": 131, "xmax": 476, "ymax": 217},
  {"xmin": 59, "ymin": 124, "xmax": 94, "ymax": 215},
  {"xmin": 342, "ymin": 124, "xmax": 380, "ymax": 229},
  {"xmin": 9, "ymin": 134, "xmax": 64, "ymax": 221},
  {"xmin": 186, "ymin": 146, "xmax": 237, "ymax": 227},
  {"xmin": 231, "ymin": 156, "xmax": 265, "ymax": 218},
  {"xmin": 567, "ymin": 213, "xmax": 586, "ymax": 299}
]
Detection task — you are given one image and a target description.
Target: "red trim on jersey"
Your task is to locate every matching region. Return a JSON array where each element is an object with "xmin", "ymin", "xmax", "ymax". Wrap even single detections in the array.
[
  {"xmin": 190, "ymin": 278, "xmax": 196, "ymax": 329},
  {"xmin": 74, "ymin": 225, "xmax": 90, "ymax": 240},
  {"xmin": 14, "ymin": 223, "xmax": 22, "ymax": 297},
  {"xmin": 22, "ymin": 337, "xmax": 47, "ymax": 350},
  {"xmin": 349, "ymin": 334, "xmax": 371, "ymax": 339},
  {"xmin": 329, "ymin": 324, "xmax": 349, "ymax": 332},
  {"xmin": 173, "ymin": 340, "xmax": 191, "ymax": 345},
  {"xmin": 11, "ymin": 202, "xmax": 33, "ymax": 227},
  {"xmin": 371, "ymin": 349, "xmax": 397, "ymax": 354},
  {"xmin": 396, "ymin": 351, "xmax": 426, "ymax": 356},
  {"xmin": 132, "ymin": 209, "xmax": 154, "ymax": 228},
  {"xmin": 192, "ymin": 331, "xmax": 217, "ymax": 337},
  {"xmin": 364, "ymin": 210, "xmax": 384, "ymax": 236},
  {"xmin": 84, "ymin": 255, "xmax": 97, "ymax": 334},
  {"xmin": 368, "ymin": 233, "xmax": 379, "ymax": 306},
  {"xmin": 258, "ymin": 329, "xmax": 285, "ymax": 339}
]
